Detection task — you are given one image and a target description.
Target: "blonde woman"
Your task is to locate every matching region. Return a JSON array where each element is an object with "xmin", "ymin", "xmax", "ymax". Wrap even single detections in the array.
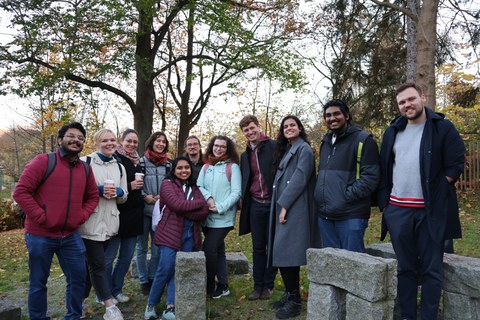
[{"xmin": 80, "ymin": 128, "xmax": 128, "ymax": 320}]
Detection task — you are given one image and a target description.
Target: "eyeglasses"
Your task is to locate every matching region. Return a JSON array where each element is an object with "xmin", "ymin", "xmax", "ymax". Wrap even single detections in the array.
[
  {"xmin": 213, "ymin": 144, "xmax": 227, "ymax": 149},
  {"xmin": 64, "ymin": 133, "xmax": 86, "ymax": 142},
  {"xmin": 187, "ymin": 142, "xmax": 199, "ymax": 147}
]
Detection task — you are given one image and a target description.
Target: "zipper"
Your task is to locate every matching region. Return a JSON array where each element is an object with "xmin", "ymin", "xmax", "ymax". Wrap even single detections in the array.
[{"xmin": 61, "ymin": 165, "xmax": 74, "ymax": 237}]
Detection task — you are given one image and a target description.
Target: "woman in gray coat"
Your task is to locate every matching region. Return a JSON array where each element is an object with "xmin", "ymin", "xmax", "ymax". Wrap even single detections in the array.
[{"xmin": 268, "ymin": 115, "xmax": 316, "ymax": 319}]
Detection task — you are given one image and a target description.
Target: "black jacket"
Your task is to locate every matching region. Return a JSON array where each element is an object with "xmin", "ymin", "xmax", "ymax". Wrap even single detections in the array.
[
  {"xmin": 314, "ymin": 124, "xmax": 380, "ymax": 220},
  {"xmin": 239, "ymin": 139, "xmax": 277, "ymax": 235},
  {"xmin": 116, "ymin": 152, "xmax": 145, "ymax": 237},
  {"xmin": 378, "ymin": 108, "xmax": 465, "ymax": 242}
]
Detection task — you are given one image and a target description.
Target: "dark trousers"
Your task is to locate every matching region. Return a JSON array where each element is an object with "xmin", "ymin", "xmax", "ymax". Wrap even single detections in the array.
[
  {"xmin": 279, "ymin": 266, "xmax": 300, "ymax": 301},
  {"xmin": 250, "ymin": 199, "xmax": 277, "ymax": 291},
  {"xmin": 83, "ymin": 238, "xmax": 113, "ymax": 301},
  {"xmin": 384, "ymin": 205, "xmax": 444, "ymax": 320},
  {"xmin": 202, "ymin": 227, "xmax": 232, "ymax": 288}
]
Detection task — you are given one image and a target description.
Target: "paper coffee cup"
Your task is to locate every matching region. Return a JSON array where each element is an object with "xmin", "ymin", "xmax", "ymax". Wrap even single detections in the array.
[
  {"xmin": 104, "ymin": 179, "xmax": 115, "ymax": 187},
  {"xmin": 135, "ymin": 173, "xmax": 144, "ymax": 181}
]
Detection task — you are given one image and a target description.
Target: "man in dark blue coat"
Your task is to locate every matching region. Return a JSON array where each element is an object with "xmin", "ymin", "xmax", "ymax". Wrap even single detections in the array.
[{"xmin": 378, "ymin": 83, "xmax": 465, "ymax": 320}]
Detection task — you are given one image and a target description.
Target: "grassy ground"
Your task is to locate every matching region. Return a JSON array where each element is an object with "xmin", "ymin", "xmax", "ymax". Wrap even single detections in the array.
[{"xmin": 0, "ymin": 191, "xmax": 478, "ymax": 319}]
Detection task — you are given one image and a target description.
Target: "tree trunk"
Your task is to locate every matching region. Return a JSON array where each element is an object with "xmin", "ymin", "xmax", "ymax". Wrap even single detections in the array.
[
  {"xmin": 416, "ymin": 0, "xmax": 438, "ymax": 109},
  {"xmin": 134, "ymin": 7, "xmax": 155, "ymax": 154},
  {"xmin": 406, "ymin": 0, "xmax": 419, "ymax": 82}
]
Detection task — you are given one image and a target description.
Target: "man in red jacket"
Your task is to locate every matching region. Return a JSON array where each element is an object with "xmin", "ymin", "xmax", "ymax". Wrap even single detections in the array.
[{"xmin": 13, "ymin": 122, "xmax": 99, "ymax": 320}]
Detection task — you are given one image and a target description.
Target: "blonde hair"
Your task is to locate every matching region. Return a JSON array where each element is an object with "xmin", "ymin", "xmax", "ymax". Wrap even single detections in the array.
[{"xmin": 93, "ymin": 128, "xmax": 116, "ymax": 147}]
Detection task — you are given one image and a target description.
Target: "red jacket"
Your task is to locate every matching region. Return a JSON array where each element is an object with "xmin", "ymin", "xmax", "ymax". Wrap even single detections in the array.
[
  {"xmin": 13, "ymin": 151, "xmax": 99, "ymax": 238},
  {"xmin": 154, "ymin": 179, "xmax": 209, "ymax": 251}
]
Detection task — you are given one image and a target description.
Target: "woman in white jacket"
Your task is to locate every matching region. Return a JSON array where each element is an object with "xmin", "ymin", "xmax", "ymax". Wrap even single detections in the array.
[
  {"xmin": 197, "ymin": 135, "xmax": 241, "ymax": 299},
  {"xmin": 80, "ymin": 128, "xmax": 128, "ymax": 320}
]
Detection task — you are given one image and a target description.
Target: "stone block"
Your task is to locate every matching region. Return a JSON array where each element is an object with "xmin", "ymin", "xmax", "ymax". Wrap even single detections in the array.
[
  {"xmin": 366, "ymin": 243, "xmax": 397, "ymax": 260},
  {"xmin": 443, "ymin": 290, "xmax": 480, "ymax": 320},
  {"xmin": 175, "ymin": 251, "xmax": 206, "ymax": 320},
  {"xmin": 307, "ymin": 248, "xmax": 397, "ymax": 302},
  {"xmin": 443, "ymin": 253, "xmax": 480, "ymax": 298},
  {"xmin": 307, "ymin": 283, "xmax": 345, "ymax": 320},
  {"xmin": 0, "ymin": 305, "xmax": 21, "ymax": 320},
  {"xmin": 346, "ymin": 293, "xmax": 394, "ymax": 320},
  {"xmin": 226, "ymin": 252, "xmax": 249, "ymax": 275}
]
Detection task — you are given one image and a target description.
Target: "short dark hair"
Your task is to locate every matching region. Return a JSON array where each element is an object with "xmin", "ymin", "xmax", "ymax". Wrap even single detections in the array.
[
  {"xmin": 167, "ymin": 156, "xmax": 197, "ymax": 186},
  {"xmin": 323, "ymin": 99, "xmax": 351, "ymax": 123},
  {"xmin": 205, "ymin": 135, "xmax": 239, "ymax": 165},
  {"xmin": 145, "ymin": 131, "xmax": 169, "ymax": 153},
  {"xmin": 239, "ymin": 115, "xmax": 259, "ymax": 129},
  {"xmin": 121, "ymin": 128, "xmax": 138, "ymax": 141},
  {"xmin": 395, "ymin": 82, "xmax": 423, "ymax": 96},
  {"xmin": 57, "ymin": 122, "xmax": 86, "ymax": 139}
]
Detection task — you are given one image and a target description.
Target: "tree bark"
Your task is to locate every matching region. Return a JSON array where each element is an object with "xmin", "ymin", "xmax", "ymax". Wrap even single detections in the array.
[{"xmin": 415, "ymin": 0, "xmax": 438, "ymax": 108}]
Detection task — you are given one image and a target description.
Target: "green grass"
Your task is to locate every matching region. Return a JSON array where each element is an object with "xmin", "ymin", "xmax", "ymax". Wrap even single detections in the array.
[{"xmin": 0, "ymin": 191, "xmax": 478, "ymax": 319}]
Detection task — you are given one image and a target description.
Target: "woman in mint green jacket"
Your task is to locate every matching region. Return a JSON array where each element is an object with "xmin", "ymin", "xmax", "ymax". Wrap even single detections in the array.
[{"xmin": 197, "ymin": 135, "xmax": 241, "ymax": 299}]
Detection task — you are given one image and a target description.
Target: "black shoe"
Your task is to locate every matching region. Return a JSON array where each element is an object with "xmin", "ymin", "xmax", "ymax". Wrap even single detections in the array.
[
  {"xmin": 140, "ymin": 282, "xmax": 150, "ymax": 296},
  {"xmin": 211, "ymin": 283, "xmax": 230, "ymax": 299},
  {"xmin": 275, "ymin": 300, "xmax": 301, "ymax": 319},
  {"xmin": 272, "ymin": 292, "xmax": 289, "ymax": 310}
]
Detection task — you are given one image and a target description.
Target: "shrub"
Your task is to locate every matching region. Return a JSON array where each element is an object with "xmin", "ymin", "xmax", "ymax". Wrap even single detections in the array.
[{"xmin": 0, "ymin": 199, "xmax": 24, "ymax": 231}]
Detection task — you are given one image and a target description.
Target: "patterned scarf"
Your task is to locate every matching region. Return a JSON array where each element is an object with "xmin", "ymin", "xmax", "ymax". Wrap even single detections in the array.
[
  {"xmin": 145, "ymin": 149, "xmax": 168, "ymax": 166},
  {"xmin": 207, "ymin": 154, "xmax": 229, "ymax": 165},
  {"xmin": 116, "ymin": 144, "xmax": 140, "ymax": 166}
]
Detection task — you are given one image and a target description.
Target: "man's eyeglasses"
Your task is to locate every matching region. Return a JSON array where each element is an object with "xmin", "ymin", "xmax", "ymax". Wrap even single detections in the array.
[
  {"xmin": 187, "ymin": 142, "xmax": 199, "ymax": 147},
  {"xmin": 64, "ymin": 133, "xmax": 86, "ymax": 142}
]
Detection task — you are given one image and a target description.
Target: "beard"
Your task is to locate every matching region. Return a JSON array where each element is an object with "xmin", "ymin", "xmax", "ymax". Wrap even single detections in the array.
[{"xmin": 60, "ymin": 141, "xmax": 83, "ymax": 157}]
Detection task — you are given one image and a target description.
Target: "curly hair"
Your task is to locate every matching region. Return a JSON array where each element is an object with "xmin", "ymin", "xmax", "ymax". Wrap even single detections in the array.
[
  {"xmin": 273, "ymin": 115, "xmax": 310, "ymax": 170},
  {"xmin": 204, "ymin": 135, "xmax": 239, "ymax": 165}
]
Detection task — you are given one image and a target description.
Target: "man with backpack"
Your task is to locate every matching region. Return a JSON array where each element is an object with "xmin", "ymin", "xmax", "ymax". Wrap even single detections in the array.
[
  {"xmin": 13, "ymin": 122, "xmax": 99, "ymax": 320},
  {"xmin": 314, "ymin": 99, "xmax": 380, "ymax": 253}
]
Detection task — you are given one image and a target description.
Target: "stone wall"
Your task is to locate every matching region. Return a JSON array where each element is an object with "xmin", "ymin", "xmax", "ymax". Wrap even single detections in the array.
[
  {"xmin": 367, "ymin": 243, "xmax": 480, "ymax": 320},
  {"xmin": 307, "ymin": 248, "xmax": 397, "ymax": 320}
]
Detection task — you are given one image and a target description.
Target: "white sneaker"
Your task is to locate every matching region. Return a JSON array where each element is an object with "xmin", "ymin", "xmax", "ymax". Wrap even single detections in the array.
[
  {"xmin": 145, "ymin": 304, "xmax": 158, "ymax": 320},
  {"xmin": 96, "ymin": 296, "xmax": 119, "ymax": 305},
  {"xmin": 114, "ymin": 293, "xmax": 130, "ymax": 303},
  {"xmin": 103, "ymin": 305, "xmax": 124, "ymax": 320}
]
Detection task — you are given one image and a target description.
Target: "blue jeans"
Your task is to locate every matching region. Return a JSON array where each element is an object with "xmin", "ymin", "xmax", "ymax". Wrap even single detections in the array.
[
  {"xmin": 25, "ymin": 232, "xmax": 86, "ymax": 320},
  {"xmin": 318, "ymin": 217, "xmax": 368, "ymax": 253},
  {"xmin": 249, "ymin": 199, "xmax": 277, "ymax": 291},
  {"xmin": 105, "ymin": 235, "xmax": 137, "ymax": 296},
  {"xmin": 136, "ymin": 215, "xmax": 159, "ymax": 284},
  {"xmin": 148, "ymin": 219, "xmax": 194, "ymax": 306}
]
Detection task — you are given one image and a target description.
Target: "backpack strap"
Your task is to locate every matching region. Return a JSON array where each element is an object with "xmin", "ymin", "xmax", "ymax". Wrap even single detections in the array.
[
  {"xmin": 40, "ymin": 152, "xmax": 57, "ymax": 185},
  {"xmin": 203, "ymin": 163, "xmax": 210, "ymax": 176},
  {"xmin": 355, "ymin": 131, "xmax": 371, "ymax": 180}
]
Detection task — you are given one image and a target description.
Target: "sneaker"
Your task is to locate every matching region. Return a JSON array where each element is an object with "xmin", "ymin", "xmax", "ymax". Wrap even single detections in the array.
[
  {"xmin": 103, "ymin": 305, "xmax": 124, "ymax": 320},
  {"xmin": 140, "ymin": 283, "xmax": 151, "ymax": 296},
  {"xmin": 272, "ymin": 291, "xmax": 289, "ymax": 310},
  {"xmin": 144, "ymin": 304, "xmax": 157, "ymax": 320},
  {"xmin": 161, "ymin": 306, "xmax": 175, "ymax": 320},
  {"xmin": 114, "ymin": 293, "xmax": 130, "ymax": 303},
  {"xmin": 275, "ymin": 300, "xmax": 301, "ymax": 319},
  {"xmin": 260, "ymin": 288, "xmax": 273, "ymax": 300},
  {"xmin": 211, "ymin": 283, "xmax": 230, "ymax": 299},
  {"xmin": 248, "ymin": 289, "xmax": 262, "ymax": 301},
  {"xmin": 96, "ymin": 296, "xmax": 119, "ymax": 305}
]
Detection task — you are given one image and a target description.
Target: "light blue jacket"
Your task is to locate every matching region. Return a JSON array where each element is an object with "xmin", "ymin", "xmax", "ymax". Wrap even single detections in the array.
[{"xmin": 197, "ymin": 161, "xmax": 241, "ymax": 228}]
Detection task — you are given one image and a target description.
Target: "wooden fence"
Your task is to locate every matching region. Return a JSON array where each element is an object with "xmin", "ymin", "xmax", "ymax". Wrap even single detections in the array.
[{"xmin": 458, "ymin": 141, "xmax": 480, "ymax": 191}]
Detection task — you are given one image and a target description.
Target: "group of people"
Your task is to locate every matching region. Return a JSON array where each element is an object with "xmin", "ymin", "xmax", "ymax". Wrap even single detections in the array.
[{"xmin": 14, "ymin": 82, "xmax": 465, "ymax": 320}]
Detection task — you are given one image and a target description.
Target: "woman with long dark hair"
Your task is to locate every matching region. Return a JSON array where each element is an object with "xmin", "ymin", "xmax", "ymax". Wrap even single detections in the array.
[
  {"xmin": 268, "ymin": 116, "xmax": 316, "ymax": 319},
  {"xmin": 197, "ymin": 135, "xmax": 241, "ymax": 299},
  {"xmin": 144, "ymin": 156, "xmax": 209, "ymax": 320},
  {"xmin": 136, "ymin": 131, "xmax": 171, "ymax": 295}
]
